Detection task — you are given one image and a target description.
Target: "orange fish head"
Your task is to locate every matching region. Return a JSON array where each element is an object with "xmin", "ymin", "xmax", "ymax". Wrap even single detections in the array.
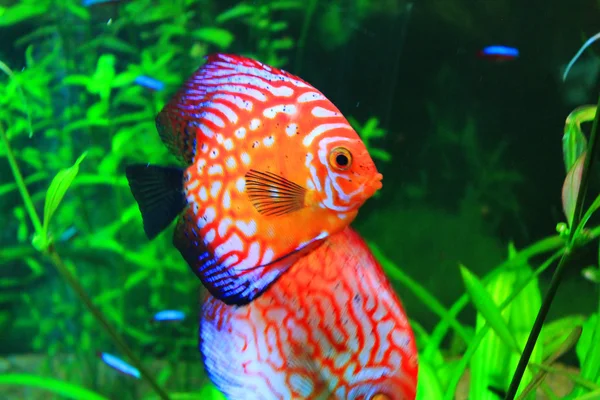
[{"xmin": 314, "ymin": 136, "xmax": 383, "ymax": 213}]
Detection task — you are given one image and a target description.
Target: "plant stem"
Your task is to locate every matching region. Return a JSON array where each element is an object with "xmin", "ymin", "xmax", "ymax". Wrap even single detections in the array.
[
  {"xmin": 505, "ymin": 90, "xmax": 600, "ymax": 399},
  {"xmin": 47, "ymin": 249, "xmax": 170, "ymax": 400},
  {"xmin": 0, "ymin": 123, "xmax": 170, "ymax": 400},
  {"xmin": 0, "ymin": 123, "xmax": 44, "ymax": 234},
  {"xmin": 293, "ymin": 0, "xmax": 318, "ymax": 74}
]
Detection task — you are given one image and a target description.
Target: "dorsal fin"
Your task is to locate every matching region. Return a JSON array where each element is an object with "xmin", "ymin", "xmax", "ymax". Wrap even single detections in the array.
[
  {"xmin": 155, "ymin": 110, "xmax": 197, "ymax": 165},
  {"xmin": 154, "ymin": 53, "xmax": 312, "ymax": 165}
]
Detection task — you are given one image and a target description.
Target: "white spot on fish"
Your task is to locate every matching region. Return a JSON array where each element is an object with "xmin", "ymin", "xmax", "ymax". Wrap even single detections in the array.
[
  {"xmin": 222, "ymin": 254, "xmax": 239, "ymax": 267},
  {"xmin": 204, "ymin": 207, "xmax": 216, "ymax": 224},
  {"xmin": 197, "ymin": 159, "xmax": 207, "ymax": 173},
  {"xmin": 261, "ymin": 247, "xmax": 274, "ymax": 265},
  {"xmin": 263, "ymin": 104, "xmax": 297, "ymax": 119},
  {"xmin": 213, "ymin": 94, "xmax": 253, "ymax": 111},
  {"xmin": 214, "ymin": 233, "xmax": 244, "ymax": 258},
  {"xmin": 210, "ymin": 102, "xmax": 238, "ymax": 124},
  {"xmin": 210, "ymin": 181, "xmax": 222, "ymax": 198},
  {"xmin": 303, "ymin": 123, "xmax": 351, "ymax": 146},
  {"xmin": 235, "ymin": 127, "xmax": 246, "ymax": 139},
  {"xmin": 198, "ymin": 123, "xmax": 214, "ymax": 138},
  {"xmin": 224, "ymin": 138, "xmax": 234, "ymax": 151},
  {"xmin": 208, "ymin": 165, "xmax": 224, "ymax": 175},
  {"xmin": 286, "ymin": 123, "xmax": 298, "ymax": 137},
  {"xmin": 199, "ymin": 186, "xmax": 208, "ymax": 201},
  {"xmin": 187, "ymin": 180, "xmax": 199, "ymax": 190},
  {"xmin": 222, "ymin": 190, "xmax": 231, "ymax": 209},
  {"xmin": 218, "ymin": 217, "xmax": 233, "ymax": 237},
  {"xmin": 236, "ymin": 241, "xmax": 260, "ymax": 270},
  {"xmin": 306, "ymin": 179, "xmax": 315, "ymax": 190},
  {"xmin": 241, "ymin": 153, "xmax": 250, "ymax": 165},
  {"xmin": 311, "ymin": 106, "xmax": 339, "ymax": 118},
  {"xmin": 298, "ymin": 92, "xmax": 326, "ymax": 103},
  {"xmin": 263, "ymin": 136, "xmax": 275, "ymax": 147},
  {"xmin": 236, "ymin": 220, "xmax": 257, "ymax": 237},
  {"xmin": 305, "ymin": 152, "xmax": 313, "ymax": 167},
  {"xmin": 216, "ymin": 134, "xmax": 224, "ymax": 144},
  {"xmin": 206, "ymin": 84, "xmax": 266, "ymax": 101},
  {"xmin": 204, "ymin": 228, "xmax": 216, "ymax": 244},
  {"xmin": 236, "ymin": 178, "xmax": 246, "ymax": 193},
  {"xmin": 226, "ymin": 156, "xmax": 237, "ymax": 170},
  {"xmin": 250, "ymin": 118, "xmax": 261, "ymax": 131},
  {"xmin": 203, "ymin": 112, "xmax": 225, "ymax": 128},
  {"xmin": 209, "ymin": 148, "xmax": 219, "ymax": 159}
]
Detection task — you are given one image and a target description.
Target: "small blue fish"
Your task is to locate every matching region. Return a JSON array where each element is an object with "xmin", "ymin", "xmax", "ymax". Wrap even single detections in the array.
[
  {"xmin": 59, "ymin": 226, "xmax": 78, "ymax": 242},
  {"xmin": 479, "ymin": 45, "xmax": 519, "ymax": 61},
  {"xmin": 152, "ymin": 309, "xmax": 186, "ymax": 323},
  {"xmin": 134, "ymin": 75, "xmax": 165, "ymax": 91},
  {"xmin": 97, "ymin": 352, "xmax": 140, "ymax": 379},
  {"xmin": 82, "ymin": 0, "xmax": 121, "ymax": 6}
]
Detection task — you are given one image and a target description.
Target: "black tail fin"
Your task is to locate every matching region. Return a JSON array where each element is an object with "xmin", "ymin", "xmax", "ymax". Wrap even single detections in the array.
[{"xmin": 125, "ymin": 164, "xmax": 186, "ymax": 240}]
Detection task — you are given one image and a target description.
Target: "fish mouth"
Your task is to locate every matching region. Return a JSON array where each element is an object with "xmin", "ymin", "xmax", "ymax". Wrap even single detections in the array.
[
  {"xmin": 372, "ymin": 173, "xmax": 383, "ymax": 190},
  {"xmin": 363, "ymin": 173, "xmax": 383, "ymax": 198}
]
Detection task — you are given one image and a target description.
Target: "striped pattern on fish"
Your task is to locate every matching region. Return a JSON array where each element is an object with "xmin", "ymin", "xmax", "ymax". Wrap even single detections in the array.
[{"xmin": 199, "ymin": 227, "xmax": 418, "ymax": 400}]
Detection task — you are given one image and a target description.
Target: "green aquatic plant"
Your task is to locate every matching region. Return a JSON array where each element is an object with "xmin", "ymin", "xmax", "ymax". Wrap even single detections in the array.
[
  {"xmin": 348, "ymin": 116, "xmax": 391, "ymax": 163},
  {"xmin": 0, "ymin": 1, "xmax": 393, "ymax": 398}
]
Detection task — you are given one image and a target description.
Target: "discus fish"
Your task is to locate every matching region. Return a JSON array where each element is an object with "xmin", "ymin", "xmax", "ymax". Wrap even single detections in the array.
[
  {"xmin": 200, "ymin": 226, "xmax": 418, "ymax": 400},
  {"xmin": 126, "ymin": 54, "xmax": 382, "ymax": 306}
]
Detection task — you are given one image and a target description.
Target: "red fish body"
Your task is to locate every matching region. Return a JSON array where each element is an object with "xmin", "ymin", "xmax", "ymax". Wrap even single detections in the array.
[{"xmin": 200, "ymin": 227, "xmax": 418, "ymax": 400}]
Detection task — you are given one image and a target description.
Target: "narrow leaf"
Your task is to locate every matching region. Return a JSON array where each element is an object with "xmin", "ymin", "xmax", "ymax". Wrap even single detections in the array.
[
  {"xmin": 562, "ymin": 151, "xmax": 586, "ymax": 227},
  {"xmin": 192, "ymin": 27, "xmax": 234, "ymax": 49},
  {"xmin": 583, "ymin": 266, "xmax": 600, "ymax": 283},
  {"xmin": 215, "ymin": 4, "xmax": 255, "ymax": 23},
  {"xmin": 563, "ymin": 105, "xmax": 594, "ymax": 173},
  {"xmin": 0, "ymin": 374, "xmax": 109, "ymax": 400},
  {"xmin": 38, "ymin": 152, "xmax": 87, "ymax": 249},
  {"xmin": 459, "ymin": 264, "xmax": 521, "ymax": 353}
]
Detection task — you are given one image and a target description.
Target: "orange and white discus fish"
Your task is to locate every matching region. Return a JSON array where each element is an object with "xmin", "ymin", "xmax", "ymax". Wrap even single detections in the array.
[
  {"xmin": 200, "ymin": 227, "xmax": 418, "ymax": 399},
  {"xmin": 126, "ymin": 54, "xmax": 382, "ymax": 305}
]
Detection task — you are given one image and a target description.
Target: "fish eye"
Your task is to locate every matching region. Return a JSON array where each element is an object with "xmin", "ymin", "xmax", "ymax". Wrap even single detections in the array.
[{"xmin": 328, "ymin": 147, "xmax": 352, "ymax": 171}]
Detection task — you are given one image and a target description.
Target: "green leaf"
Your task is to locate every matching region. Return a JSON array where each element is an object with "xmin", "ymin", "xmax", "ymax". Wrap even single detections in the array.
[
  {"xmin": 0, "ymin": 3, "xmax": 50, "ymax": 26},
  {"xmin": 157, "ymin": 364, "xmax": 172, "ymax": 386},
  {"xmin": 459, "ymin": 264, "xmax": 521, "ymax": 353},
  {"xmin": 415, "ymin": 360, "xmax": 443, "ymax": 400},
  {"xmin": 573, "ymin": 313, "xmax": 600, "ymax": 397},
  {"xmin": 562, "ymin": 151, "xmax": 586, "ymax": 227},
  {"xmin": 369, "ymin": 148, "xmax": 392, "ymax": 162},
  {"xmin": 192, "ymin": 28, "xmax": 234, "ymax": 49},
  {"xmin": 583, "ymin": 266, "xmax": 600, "ymax": 283},
  {"xmin": 576, "ymin": 194, "xmax": 600, "ymax": 236},
  {"xmin": 0, "ymin": 374, "xmax": 109, "ymax": 400},
  {"xmin": 541, "ymin": 315, "xmax": 586, "ymax": 360},
  {"xmin": 215, "ymin": 4, "xmax": 255, "ymax": 23},
  {"xmin": 563, "ymin": 105, "xmax": 594, "ymax": 173},
  {"xmin": 35, "ymin": 152, "xmax": 87, "ymax": 250},
  {"xmin": 124, "ymin": 269, "xmax": 151, "ymax": 290}
]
